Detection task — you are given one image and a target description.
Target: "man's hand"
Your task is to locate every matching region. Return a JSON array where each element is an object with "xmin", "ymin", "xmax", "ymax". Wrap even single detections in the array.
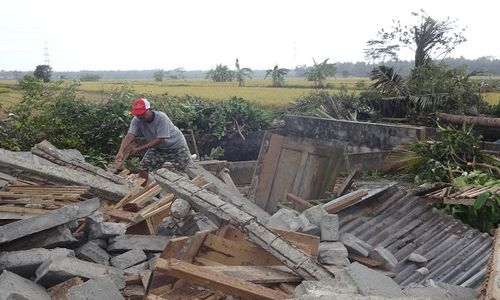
[{"xmin": 115, "ymin": 151, "xmax": 125, "ymax": 161}]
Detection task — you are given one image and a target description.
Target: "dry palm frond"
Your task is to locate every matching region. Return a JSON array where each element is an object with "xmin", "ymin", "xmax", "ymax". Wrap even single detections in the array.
[{"xmin": 385, "ymin": 145, "xmax": 422, "ymax": 173}]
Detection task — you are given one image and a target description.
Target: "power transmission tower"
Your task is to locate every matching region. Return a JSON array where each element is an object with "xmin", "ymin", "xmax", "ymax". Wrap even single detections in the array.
[{"xmin": 44, "ymin": 42, "xmax": 50, "ymax": 66}]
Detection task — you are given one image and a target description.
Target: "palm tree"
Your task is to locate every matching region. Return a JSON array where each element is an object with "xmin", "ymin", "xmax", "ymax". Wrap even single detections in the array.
[
  {"xmin": 206, "ymin": 64, "xmax": 234, "ymax": 82},
  {"xmin": 265, "ymin": 65, "xmax": 289, "ymax": 87},
  {"xmin": 235, "ymin": 58, "xmax": 253, "ymax": 87},
  {"xmin": 305, "ymin": 58, "xmax": 337, "ymax": 88}
]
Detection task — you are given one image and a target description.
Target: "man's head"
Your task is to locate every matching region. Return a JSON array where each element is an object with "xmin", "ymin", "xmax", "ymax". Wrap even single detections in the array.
[{"xmin": 131, "ymin": 98, "xmax": 154, "ymax": 121}]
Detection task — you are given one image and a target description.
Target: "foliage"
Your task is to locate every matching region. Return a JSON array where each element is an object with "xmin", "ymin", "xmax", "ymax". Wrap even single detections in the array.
[
  {"xmin": 166, "ymin": 68, "xmax": 185, "ymax": 80},
  {"xmin": 206, "ymin": 64, "xmax": 234, "ymax": 82},
  {"xmin": 287, "ymin": 91, "xmax": 372, "ymax": 121},
  {"xmin": 234, "ymin": 59, "xmax": 253, "ymax": 87},
  {"xmin": 370, "ymin": 66, "xmax": 409, "ymax": 97},
  {"xmin": 365, "ymin": 10, "xmax": 467, "ymax": 68},
  {"xmin": 439, "ymin": 171, "xmax": 500, "ymax": 233},
  {"xmin": 153, "ymin": 69, "xmax": 164, "ymax": 82},
  {"xmin": 80, "ymin": 74, "xmax": 101, "ymax": 81},
  {"xmin": 154, "ymin": 95, "xmax": 272, "ymax": 140},
  {"xmin": 265, "ymin": 65, "xmax": 290, "ymax": 87},
  {"xmin": 34, "ymin": 65, "xmax": 52, "ymax": 83},
  {"xmin": 305, "ymin": 58, "xmax": 337, "ymax": 88}
]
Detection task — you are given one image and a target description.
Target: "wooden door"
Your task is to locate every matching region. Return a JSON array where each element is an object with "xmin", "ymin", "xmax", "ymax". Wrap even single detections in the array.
[{"xmin": 250, "ymin": 132, "xmax": 345, "ymax": 213}]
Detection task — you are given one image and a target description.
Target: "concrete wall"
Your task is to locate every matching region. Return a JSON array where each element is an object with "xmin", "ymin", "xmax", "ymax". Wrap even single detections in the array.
[{"xmin": 284, "ymin": 115, "xmax": 430, "ymax": 152}]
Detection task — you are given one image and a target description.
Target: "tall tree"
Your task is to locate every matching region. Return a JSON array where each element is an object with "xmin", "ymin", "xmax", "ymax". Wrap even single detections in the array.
[
  {"xmin": 265, "ymin": 65, "xmax": 289, "ymax": 87},
  {"xmin": 234, "ymin": 58, "xmax": 253, "ymax": 86},
  {"xmin": 153, "ymin": 69, "xmax": 164, "ymax": 81},
  {"xmin": 305, "ymin": 58, "xmax": 337, "ymax": 88},
  {"xmin": 365, "ymin": 10, "xmax": 467, "ymax": 68},
  {"xmin": 34, "ymin": 65, "xmax": 52, "ymax": 83},
  {"xmin": 206, "ymin": 64, "xmax": 234, "ymax": 82}
]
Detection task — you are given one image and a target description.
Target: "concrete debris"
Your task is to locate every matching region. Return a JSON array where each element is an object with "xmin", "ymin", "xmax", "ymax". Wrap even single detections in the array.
[
  {"xmin": 0, "ymin": 270, "xmax": 51, "ymax": 300},
  {"xmin": 318, "ymin": 242, "xmax": 350, "ymax": 267},
  {"xmin": 345, "ymin": 262, "xmax": 405, "ymax": 297},
  {"xmin": 0, "ymin": 134, "xmax": 491, "ymax": 298},
  {"xmin": 408, "ymin": 253, "xmax": 429, "ymax": 264},
  {"xmin": 75, "ymin": 241, "xmax": 110, "ymax": 265},
  {"xmin": 110, "ymin": 249, "xmax": 147, "ymax": 270},
  {"xmin": 67, "ymin": 277, "xmax": 124, "ymax": 300},
  {"xmin": 369, "ymin": 246, "xmax": 398, "ymax": 270},
  {"xmin": 341, "ymin": 233, "xmax": 373, "ymax": 257},
  {"xmin": 320, "ymin": 214, "xmax": 339, "ymax": 241},
  {"xmin": 0, "ymin": 248, "xmax": 74, "ymax": 278},
  {"xmin": 415, "ymin": 267, "xmax": 430, "ymax": 276},
  {"xmin": 35, "ymin": 257, "xmax": 125, "ymax": 289},
  {"xmin": 88, "ymin": 222, "xmax": 126, "ymax": 240}
]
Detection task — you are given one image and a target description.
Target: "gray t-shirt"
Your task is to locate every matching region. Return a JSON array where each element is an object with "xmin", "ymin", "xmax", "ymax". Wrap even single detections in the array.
[{"xmin": 128, "ymin": 110, "xmax": 187, "ymax": 150}]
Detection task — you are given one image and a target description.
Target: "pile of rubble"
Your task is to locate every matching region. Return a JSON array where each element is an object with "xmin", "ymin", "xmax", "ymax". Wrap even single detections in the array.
[{"xmin": 0, "ymin": 139, "xmax": 497, "ymax": 299}]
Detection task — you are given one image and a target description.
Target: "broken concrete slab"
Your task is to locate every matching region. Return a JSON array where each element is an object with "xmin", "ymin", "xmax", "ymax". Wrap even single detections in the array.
[
  {"xmin": 155, "ymin": 168, "xmax": 335, "ymax": 281},
  {"xmin": 318, "ymin": 242, "xmax": 350, "ymax": 267},
  {"xmin": 84, "ymin": 211, "xmax": 104, "ymax": 235},
  {"xmin": 0, "ymin": 225, "xmax": 78, "ymax": 251},
  {"xmin": 75, "ymin": 242, "xmax": 110, "ymax": 265},
  {"xmin": 341, "ymin": 233, "xmax": 373, "ymax": 257},
  {"xmin": 266, "ymin": 208, "xmax": 304, "ymax": 231},
  {"xmin": 107, "ymin": 235, "xmax": 171, "ymax": 253},
  {"xmin": 345, "ymin": 262, "xmax": 404, "ymax": 297},
  {"xmin": 67, "ymin": 277, "xmax": 124, "ymax": 300},
  {"xmin": 123, "ymin": 261, "xmax": 150, "ymax": 275},
  {"xmin": 0, "ymin": 270, "xmax": 51, "ymax": 300},
  {"xmin": 0, "ymin": 198, "xmax": 100, "ymax": 245},
  {"xmin": 369, "ymin": 246, "xmax": 398, "ymax": 270},
  {"xmin": 88, "ymin": 222, "xmax": 126, "ymax": 240},
  {"xmin": 35, "ymin": 257, "xmax": 125, "ymax": 289},
  {"xmin": 110, "ymin": 249, "xmax": 147, "ymax": 270},
  {"xmin": 0, "ymin": 149, "xmax": 130, "ymax": 201},
  {"xmin": 402, "ymin": 282, "xmax": 448, "ymax": 298},
  {"xmin": 301, "ymin": 205, "xmax": 328, "ymax": 226},
  {"xmin": 415, "ymin": 267, "xmax": 430, "ymax": 276},
  {"xmin": 0, "ymin": 248, "xmax": 73, "ymax": 278},
  {"xmin": 295, "ymin": 278, "xmax": 358, "ymax": 298},
  {"xmin": 320, "ymin": 214, "xmax": 339, "ymax": 241},
  {"xmin": 429, "ymin": 280, "xmax": 477, "ymax": 300},
  {"xmin": 185, "ymin": 163, "xmax": 270, "ymax": 223}
]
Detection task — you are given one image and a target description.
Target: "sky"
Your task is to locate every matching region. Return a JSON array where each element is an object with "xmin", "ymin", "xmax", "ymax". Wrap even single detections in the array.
[{"xmin": 1, "ymin": 0, "xmax": 499, "ymax": 72}]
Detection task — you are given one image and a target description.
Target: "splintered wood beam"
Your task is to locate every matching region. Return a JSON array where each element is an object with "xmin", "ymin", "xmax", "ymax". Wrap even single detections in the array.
[
  {"xmin": 322, "ymin": 190, "xmax": 368, "ymax": 213},
  {"xmin": 336, "ymin": 165, "xmax": 360, "ymax": 197},
  {"xmin": 154, "ymin": 258, "xmax": 288, "ymax": 300},
  {"xmin": 201, "ymin": 265, "xmax": 301, "ymax": 284}
]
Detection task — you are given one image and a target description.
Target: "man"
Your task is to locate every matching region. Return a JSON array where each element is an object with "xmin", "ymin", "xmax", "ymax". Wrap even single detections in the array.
[{"xmin": 115, "ymin": 98, "xmax": 191, "ymax": 181}]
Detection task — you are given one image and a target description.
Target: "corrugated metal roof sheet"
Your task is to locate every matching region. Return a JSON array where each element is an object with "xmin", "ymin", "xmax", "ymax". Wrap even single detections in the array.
[{"xmin": 337, "ymin": 184, "xmax": 493, "ymax": 290}]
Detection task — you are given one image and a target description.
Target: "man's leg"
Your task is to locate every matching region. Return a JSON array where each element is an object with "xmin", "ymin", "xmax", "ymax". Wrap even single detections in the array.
[{"xmin": 138, "ymin": 149, "xmax": 164, "ymax": 185}]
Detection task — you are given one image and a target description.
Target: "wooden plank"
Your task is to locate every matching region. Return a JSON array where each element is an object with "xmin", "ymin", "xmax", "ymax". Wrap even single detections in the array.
[
  {"xmin": 155, "ymin": 258, "xmax": 288, "ymax": 300},
  {"xmin": 336, "ymin": 165, "xmax": 360, "ymax": 196},
  {"xmin": 106, "ymin": 208, "xmax": 137, "ymax": 222},
  {"xmin": 348, "ymin": 253, "xmax": 382, "ymax": 268},
  {"xmin": 199, "ymin": 233, "xmax": 282, "ymax": 266},
  {"xmin": 484, "ymin": 228, "xmax": 500, "ymax": 300},
  {"xmin": 126, "ymin": 218, "xmax": 155, "ymax": 235},
  {"xmin": 322, "ymin": 190, "xmax": 368, "ymax": 213},
  {"xmin": 183, "ymin": 230, "xmax": 213, "ymax": 263},
  {"xmin": 272, "ymin": 228, "xmax": 319, "ymax": 257},
  {"xmin": 0, "ymin": 206, "xmax": 49, "ymax": 215},
  {"xmin": 47, "ymin": 277, "xmax": 84, "ymax": 300},
  {"xmin": 200, "ymin": 265, "xmax": 301, "ymax": 284},
  {"xmin": 160, "ymin": 236, "xmax": 190, "ymax": 259}
]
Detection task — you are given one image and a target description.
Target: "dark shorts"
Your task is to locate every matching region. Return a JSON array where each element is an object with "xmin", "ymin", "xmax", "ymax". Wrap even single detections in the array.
[{"xmin": 139, "ymin": 146, "xmax": 191, "ymax": 172}]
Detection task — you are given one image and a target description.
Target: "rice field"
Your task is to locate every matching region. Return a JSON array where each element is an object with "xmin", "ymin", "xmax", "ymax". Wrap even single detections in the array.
[{"xmin": 0, "ymin": 77, "xmax": 499, "ymax": 115}]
